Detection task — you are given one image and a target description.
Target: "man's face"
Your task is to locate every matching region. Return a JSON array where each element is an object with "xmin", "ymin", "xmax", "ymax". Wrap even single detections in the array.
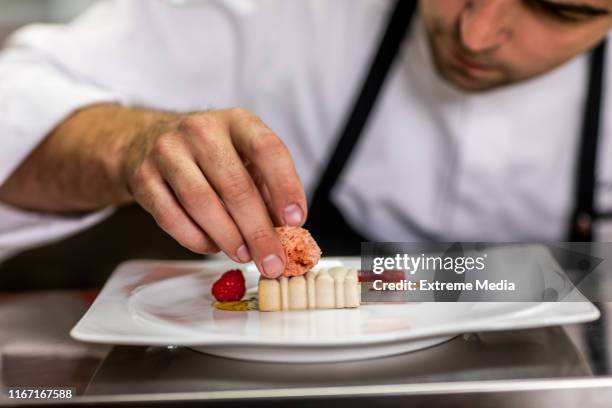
[{"xmin": 420, "ymin": 0, "xmax": 612, "ymax": 91}]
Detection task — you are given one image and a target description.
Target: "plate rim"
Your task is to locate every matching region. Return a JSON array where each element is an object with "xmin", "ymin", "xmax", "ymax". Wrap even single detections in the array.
[{"xmin": 70, "ymin": 258, "xmax": 601, "ymax": 347}]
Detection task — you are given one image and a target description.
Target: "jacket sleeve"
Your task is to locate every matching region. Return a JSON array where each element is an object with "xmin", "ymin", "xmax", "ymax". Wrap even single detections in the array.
[
  {"xmin": 0, "ymin": 2, "xmax": 127, "ymax": 261},
  {"xmin": 0, "ymin": 0, "xmax": 291, "ymax": 261}
]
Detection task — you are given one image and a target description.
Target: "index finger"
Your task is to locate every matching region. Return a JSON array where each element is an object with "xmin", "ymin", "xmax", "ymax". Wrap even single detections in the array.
[
  {"xmin": 180, "ymin": 114, "xmax": 286, "ymax": 278},
  {"xmin": 228, "ymin": 109, "xmax": 307, "ymax": 228}
]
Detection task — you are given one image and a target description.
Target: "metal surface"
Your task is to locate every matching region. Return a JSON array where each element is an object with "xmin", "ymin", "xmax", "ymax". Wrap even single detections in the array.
[
  {"xmin": 1, "ymin": 294, "xmax": 611, "ymax": 407},
  {"xmin": 87, "ymin": 328, "xmax": 591, "ymax": 395}
]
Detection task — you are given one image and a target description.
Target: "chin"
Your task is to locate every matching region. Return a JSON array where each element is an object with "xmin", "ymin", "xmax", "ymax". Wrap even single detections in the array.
[
  {"xmin": 436, "ymin": 62, "xmax": 511, "ymax": 92},
  {"xmin": 429, "ymin": 41, "xmax": 512, "ymax": 92},
  {"xmin": 445, "ymin": 73, "xmax": 503, "ymax": 92}
]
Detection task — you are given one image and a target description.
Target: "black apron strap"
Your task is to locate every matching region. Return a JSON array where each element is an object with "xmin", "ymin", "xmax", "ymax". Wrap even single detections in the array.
[
  {"xmin": 305, "ymin": 0, "xmax": 417, "ymax": 255},
  {"xmin": 569, "ymin": 40, "xmax": 607, "ymax": 242},
  {"xmin": 567, "ymin": 40, "xmax": 609, "ymax": 375}
]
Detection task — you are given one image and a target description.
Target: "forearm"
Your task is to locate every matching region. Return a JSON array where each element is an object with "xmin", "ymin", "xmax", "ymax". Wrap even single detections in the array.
[
  {"xmin": 0, "ymin": 103, "xmax": 308, "ymax": 278},
  {"xmin": 0, "ymin": 104, "xmax": 178, "ymax": 213}
]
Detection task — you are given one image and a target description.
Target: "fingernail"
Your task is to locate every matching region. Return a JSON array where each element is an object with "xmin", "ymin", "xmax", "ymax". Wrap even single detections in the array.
[
  {"xmin": 262, "ymin": 254, "xmax": 284, "ymax": 278},
  {"xmin": 236, "ymin": 245, "xmax": 251, "ymax": 263},
  {"xmin": 284, "ymin": 203, "xmax": 303, "ymax": 227}
]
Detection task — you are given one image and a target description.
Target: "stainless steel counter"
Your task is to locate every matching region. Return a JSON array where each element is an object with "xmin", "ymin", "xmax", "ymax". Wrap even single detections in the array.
[{"xmin": 1, "ymin": 293, "xmax": 611, "ymax": 407}]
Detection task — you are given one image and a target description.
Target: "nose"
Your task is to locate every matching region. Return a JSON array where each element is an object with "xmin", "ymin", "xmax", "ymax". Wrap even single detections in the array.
[{"xmin": 459, "ymin": 0, "xmax": 513, "ymax": 54}]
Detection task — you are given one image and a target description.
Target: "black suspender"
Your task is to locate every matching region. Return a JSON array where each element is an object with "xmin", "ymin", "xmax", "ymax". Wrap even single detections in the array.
[
  {"xmin": 305, "ymin": 0, "xmax": 417, "ymax": 255},
  {"xmin": 309, "ymin": 0, "xmax": 417, "ymax": 202},
  {"xmin": 569, "ymin": 40, "xmax": 607, "ymax": 242},
  {"xmin": 307, "ymin": 0, "xmax": 607, "ymax": 252},
  {"xmin": 570, "ymin": 41, "xmax": 609, "ymax": 378}
]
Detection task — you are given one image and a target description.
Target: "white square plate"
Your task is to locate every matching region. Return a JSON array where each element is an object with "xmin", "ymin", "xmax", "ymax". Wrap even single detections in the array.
[{"xmin": 71, "ymin": 257, "xmax": 600, "ymax": 363}]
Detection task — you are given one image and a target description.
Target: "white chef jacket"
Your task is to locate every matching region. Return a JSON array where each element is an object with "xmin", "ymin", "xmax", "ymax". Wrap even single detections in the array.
[{"xmin": 1, "ymin": 0, "xmax": 612, "ymax": 262}]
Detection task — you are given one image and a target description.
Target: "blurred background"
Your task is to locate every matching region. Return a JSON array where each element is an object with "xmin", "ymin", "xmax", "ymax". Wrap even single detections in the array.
[
  {"xmin": 0, "ymin": 0, "xmax": 200, "ymax": 292},
  {"xmin": 0, "ymin": 0, "xmax": 95, "ymax": 43}
]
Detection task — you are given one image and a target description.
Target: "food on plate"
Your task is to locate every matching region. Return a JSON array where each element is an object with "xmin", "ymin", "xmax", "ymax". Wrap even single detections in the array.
[
  {"xmin": 211, "ymin": 269, "xmax": 246, "ymax": 302},
  {"xmin": 212, "ymin": 230, "xmax": 359, "ymax": 312},
  {"xmin": 275, "ymin": 226, "xmax": 321, "ymax": 277},
  {"xmin": 359, "ymin": 269, "xmax": 406, "ymax": 283},
  {"xmin": 257, "ymin": 278, "xmax": 281, "ymax": 311},
  {"xmin": 214, "ymin": 298, "xmax": 256, "ymax": 311},
  {"xmin": 258, "ymin": 267, "xmax": 360, "ymax": 311}
]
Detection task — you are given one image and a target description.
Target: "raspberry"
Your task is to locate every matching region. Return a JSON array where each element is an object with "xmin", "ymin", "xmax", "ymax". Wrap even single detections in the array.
[{"xmin": 211, "ymin": 269, "xmax": 246, "ymax": 302}]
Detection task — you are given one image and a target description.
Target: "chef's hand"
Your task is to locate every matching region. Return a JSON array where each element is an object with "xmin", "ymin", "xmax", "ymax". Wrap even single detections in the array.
[{"xmin": 124, "ymin": 108, "xmax": 307, "ymax": 278}]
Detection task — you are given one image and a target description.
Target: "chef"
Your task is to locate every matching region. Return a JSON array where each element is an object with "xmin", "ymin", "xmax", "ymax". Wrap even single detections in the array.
[{"xmin": 1, "ymin": 0, "xmax": 612, "ymax": 279}]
